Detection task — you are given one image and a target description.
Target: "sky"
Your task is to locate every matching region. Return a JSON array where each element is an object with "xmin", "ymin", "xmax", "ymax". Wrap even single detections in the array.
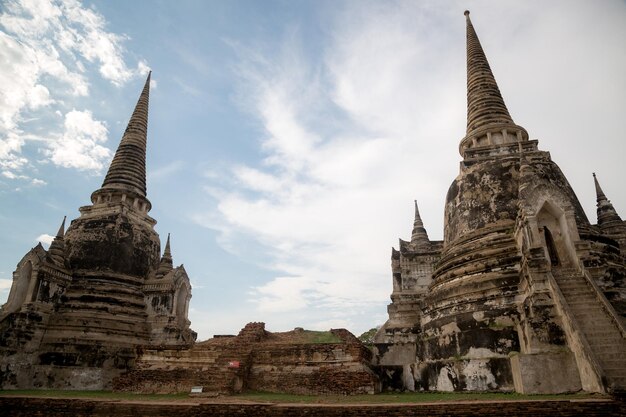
[{"xmin": 0, "ymin": 0, "xmax": 625, "ymax": 341}]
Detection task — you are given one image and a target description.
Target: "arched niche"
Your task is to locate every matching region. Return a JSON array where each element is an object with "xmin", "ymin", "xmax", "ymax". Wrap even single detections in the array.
[
  {"xmin": 536, "ymin": 201, "xmax": 578, "ymax": 268},
  {"xmin": 31, "ymin": 272, "xmax": 42, "ymax": 302},
  {"xmin": 174, "ymin": 284, "xmax": 190, "ymax": 326}
]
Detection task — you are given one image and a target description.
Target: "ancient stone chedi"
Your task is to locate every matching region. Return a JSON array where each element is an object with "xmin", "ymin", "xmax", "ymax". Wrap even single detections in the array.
[
  {"xmin": 375, "ymin": 12, "xmax": 626, "ymax": 394},
  {"xmin": 0, "ymin": 73, "xmax": 196, "ymax": 390}
]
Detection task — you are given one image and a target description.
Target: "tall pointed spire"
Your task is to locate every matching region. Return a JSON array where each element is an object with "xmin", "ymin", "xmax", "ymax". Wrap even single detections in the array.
[
  {"xmin": 47, "ymin": 216, "xmax": 67, "ymax": 267},
  {"xmin": 156, "ymin": 233, "xmax": 174, "ymax": 278},
  {"xmin": 163, "ymin": 233, "xmax": 171, "ymax": 259},
  {"xmin": 593, "ymin": 172, "xmax": 607, "ymax": 201},
  {"xmin": 101, "ymin": 72, "xmax": 151, "ymax": 197},
  {"xmin": 593, "ymin": 173, "xmax": 622, "ymax": 226},
  {"xmin": 411, "ymin": 201, "xmax": 430, "ymax": 251},
  {"xmin": 55, "ymin": 216, "xmax": 66, "ymax": 238},
  {"xmin": 461, "ymin": 11, "xmax": 527, "ymax": 155}
]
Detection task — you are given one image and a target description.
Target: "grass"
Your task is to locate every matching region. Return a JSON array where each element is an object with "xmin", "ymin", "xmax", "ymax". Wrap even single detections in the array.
[
  {"xmin": 0, "ymin": 389, "xmax": 603, "ymax": 404},
  {"xmin": 235, "ymin": 390, "xmax": 602, "ymax": 404},
  {"xmin": 0, "ymin": 390, "xmax": 189, "ymax": 401},
  {"xmin": 301, "ymin": 330, "xmax": 342, "ymax": 344}
]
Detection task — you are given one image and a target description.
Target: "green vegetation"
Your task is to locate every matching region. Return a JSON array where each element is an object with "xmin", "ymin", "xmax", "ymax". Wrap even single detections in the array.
[
  {"xmin": 302, "ymin": 330, "xmax": 342, "ymax": 344},
  {"xmin": 236, "ymin": 391, "xmax": 601, "ymax": 404},
  {"xmin": 0, "ymin": 390, "xmax": 189, "ymax": 401},
  {"xmin": 358, "ymin": 327, "xmax": 379, "ymax": 345},
  {"xmin": 0, "ymin": 389, "xmax": 602, "ymax": 404},
  {"xmin": 487, "ymin": 321, "xmax": 512, "ymax": 330}
]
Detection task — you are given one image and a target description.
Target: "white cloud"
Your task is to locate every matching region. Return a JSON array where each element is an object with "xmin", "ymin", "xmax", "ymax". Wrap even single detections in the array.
[
  {"xmin": 0, "ymin": 278, "xmax": 12, "ymax": 304},
  {"xmin": 45, "ymin": 109, "xmax": 111, "ymax": 171},
  {"xmin": 309, "ymin": 318, "xmax": 354, "ymax": 331},
  {"xmin": 137, "ymin": 60, "xmax": 150, "ymax": 76},
  {"xmin": 0, "ymin": 32, "xmax": 42, "ymax": 132},
  {"xmin": 1, "ymin": 169, "xmax": 47, "ymax": 189},
  {"xmin": 173, "ymin": 77, "xmax": 202, "ymax": 97},
  {"xmin": 251, "ymin": 276, "xmax": 315, "ymax": 313},
  {"xmin": 188, "ymin": 306, "xmax": 255, "ymax": 339},
  {"xmin": 1, "ymin": 170, "xmax": 27, "ymax": 180},
  {"xmin": 148, "ymin": 160, "xmax": 184, "ymax": 181},
  {"xmin": 26, "ymin": 84, "xmax": 54, "ymax": 109},
  {"xmin": 0, "ymin": 0, "xmax": 147, "ymax": 179},
  {"xmin": 35, "ymin": 233, "xmax": 54, "ymax": 247},
  {"xmin": 0, "ymin": 133, "xmax": 28, "ymax": 171},
  {"xmin": 0, "ymin": 279, "xmax": 11, "ymax": 291},
  {"xmin": 1, "ymin": 0, "xmax": 136, "ymax": 86},
  {"xmin": 199, "ymin": 3, "xmax": 462, "ymax": 334}
]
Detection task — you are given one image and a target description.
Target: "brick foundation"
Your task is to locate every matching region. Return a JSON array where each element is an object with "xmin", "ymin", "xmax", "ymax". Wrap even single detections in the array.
[{"xmin": 1, "ymin": 396, "xmax": 623, "ymax": 417}]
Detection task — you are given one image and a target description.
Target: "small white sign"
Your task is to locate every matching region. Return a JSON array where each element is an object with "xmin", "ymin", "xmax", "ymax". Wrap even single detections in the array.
[{"xmin": 190, "ymin": 386, "xmax": 203, "ymax": 393}]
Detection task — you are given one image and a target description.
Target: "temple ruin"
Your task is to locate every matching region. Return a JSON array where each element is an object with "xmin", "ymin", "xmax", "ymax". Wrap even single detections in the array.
[
  {"xmin": 374, "ymin": 11, "xmax": 626, "ymax": 394},
  {"xmin": 0, "ymin": 73, "xmax": 195, "ymax": 390},
  {"xmin": 0, "ymin": 11, "xmax": 624, "ymax": 396}
]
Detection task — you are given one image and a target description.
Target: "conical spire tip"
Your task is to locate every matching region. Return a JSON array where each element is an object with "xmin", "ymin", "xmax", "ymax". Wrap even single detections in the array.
[
  {"xmin": 156, "ymin": 231, "xmax": 173, "ymax": 278},
  {"xmin": 411, "ymin": 200, "xmax": 429, "ymax": 246},
  {"xmin": 163, "ymin": 233, "xmax": 172, "ymax": 257},
  {"xmin": 56, "ymin": 216, "xmax": 66, "ymax": 238},
  {"xmin": 593, "ymin": 172, "xmax": 607, "ymax": 201},
  {"xmin": 413, "ymin": 201, "xmax": 423, "ymax": 223},
  {"xmin": 100, "ymin": 66, "xmax": 152, "ymax": 198},
  {"xmin": 460, "ymin": 6, "xmax": 527, "ymax": 156}
]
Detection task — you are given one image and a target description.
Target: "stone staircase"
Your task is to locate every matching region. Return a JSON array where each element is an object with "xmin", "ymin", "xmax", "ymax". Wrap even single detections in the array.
[{"xmin": 552, "ymin": 266, "xmax": 626, "ymax": 391}]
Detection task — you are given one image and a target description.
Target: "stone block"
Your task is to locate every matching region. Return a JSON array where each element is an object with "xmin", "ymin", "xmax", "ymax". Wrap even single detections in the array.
[{"xmin": 511, "ymin": 352, "xmax": 581, "ymax": 394}]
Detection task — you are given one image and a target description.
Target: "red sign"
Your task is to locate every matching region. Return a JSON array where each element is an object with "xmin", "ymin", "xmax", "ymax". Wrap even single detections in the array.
[{"xmin": 228, "ymin": 361, "xmax": 240, "ymax": 368}]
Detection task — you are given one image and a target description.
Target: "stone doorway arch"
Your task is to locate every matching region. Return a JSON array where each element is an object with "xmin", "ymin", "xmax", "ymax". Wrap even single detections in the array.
[{"xmin": 536, "ymin": 201, "xmax": 576, "ymax": 269}]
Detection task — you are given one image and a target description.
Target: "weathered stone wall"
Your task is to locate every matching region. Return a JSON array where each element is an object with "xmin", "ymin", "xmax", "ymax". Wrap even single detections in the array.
[
  {"xmin": 376, "ymin": 357, "xmax": 514, "ymax": 392},
  {"xmin": 584, "ymin": 238, "xmax": 626, "ymax": 319},
  {"xmin": 65, "ymin": 210, "xmax": 160, "ymax": 278},
  {"xmin": 1, "ymin": 364, "xmax": 123, "ymax": 391},
  {"xmin": 444, "ymin": 157, "xmax": 520, "ymax": 245},
  {"xmin": 248, "ymin": 343, "xmax": 377, "ymax": 395},
  {"xmin": 511, "ymin": 352, "xmax": 581, "ymax": 394}
]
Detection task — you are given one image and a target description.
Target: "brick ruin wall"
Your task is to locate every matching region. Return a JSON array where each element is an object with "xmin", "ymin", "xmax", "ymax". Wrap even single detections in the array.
[
  {"xmin": 113, "ymin": 324, "xmax": 380, "ymax": 395},
  {"xmin": 248, "ymin": 342, "xmax": 377, "ymax": 395}
]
